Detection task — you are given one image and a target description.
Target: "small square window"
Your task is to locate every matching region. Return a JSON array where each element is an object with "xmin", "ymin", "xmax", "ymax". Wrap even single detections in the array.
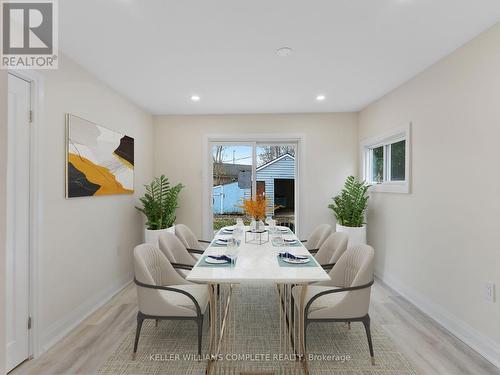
[{"xmin": 361, "ymin": 124, "xmax": 410, "ymax": 193}]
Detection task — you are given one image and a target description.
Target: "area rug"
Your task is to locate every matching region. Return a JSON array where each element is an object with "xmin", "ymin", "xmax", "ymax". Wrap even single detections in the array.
[{"xmin": 98, "ymin": 284, "xmax": 416, "ymax": 375}]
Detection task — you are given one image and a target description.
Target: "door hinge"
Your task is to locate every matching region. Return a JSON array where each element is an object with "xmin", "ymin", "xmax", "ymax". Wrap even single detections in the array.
[
  {"xmin": 29, "ymin": 110, "xmax": 33, "ymax": 123},
  {"xmin": 28, "ymin": 316, "xmax": 32, "ymax": 330}
]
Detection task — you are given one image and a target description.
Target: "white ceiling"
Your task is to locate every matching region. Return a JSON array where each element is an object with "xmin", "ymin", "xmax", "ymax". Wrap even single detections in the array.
[{"xmin": 60, "ymin": 0, "xmax": 500, "ymax": 115}]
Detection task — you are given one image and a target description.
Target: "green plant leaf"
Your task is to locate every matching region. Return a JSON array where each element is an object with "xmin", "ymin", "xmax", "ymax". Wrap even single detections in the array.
[
  {"xmin": 328, "ymin": 176, "xmax": 370, "ymax": 227},
  {"xmin": 135, "ymin": 176, "xmax": 184, "ymax": 230}
]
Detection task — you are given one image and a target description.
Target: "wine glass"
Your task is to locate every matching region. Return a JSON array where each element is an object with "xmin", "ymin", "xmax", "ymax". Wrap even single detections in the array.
[
  {"xmin": 268, "ymin": 218, "xmax": 276, "ymax": 234},
  {"xmin": 272, "ymin": 232, "xmax": 284, "ymax": 248},
  {"xmin": 233, "ymin": 227, "xmax": 243, "ymax": 247},
  {"xmin": 236, "ymin": 218, "xmax": 244, "ymax": 228},
  {"xmin": 225, "ymin": 237, "xmax": 238, "ymax": 266},
  {"xmin": 265, "ymin": 215, "xmax": 273, "ymax": 227}
]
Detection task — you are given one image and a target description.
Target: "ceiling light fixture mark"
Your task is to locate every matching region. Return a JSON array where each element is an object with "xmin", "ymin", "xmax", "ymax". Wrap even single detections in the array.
[{"xmin": 276, "ymin": 47, "xmax": 293, "ymax": 57}]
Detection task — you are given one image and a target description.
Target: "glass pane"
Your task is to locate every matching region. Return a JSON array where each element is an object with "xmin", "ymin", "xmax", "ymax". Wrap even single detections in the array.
[
  {"xmin": 256, "ymin": 144, "xmax": 296, "ymax": 232},
  {"xmin": 212, "ymin": 144, "xmax": 252, "ymax": 232},
  {"xmin": 390, "ymin": 140, "xmax": 406, "ymax": 181},
  {"xmin": 371, "ymin": 146, "xmax": 384, "ymax": 183}
]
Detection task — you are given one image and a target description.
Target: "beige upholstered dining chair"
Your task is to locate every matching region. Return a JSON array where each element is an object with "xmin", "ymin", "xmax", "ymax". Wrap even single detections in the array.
[
  {"xmin": 301, "ymin": 224, "xmax": 332, "ymax": 251},
  {"xmin": 292, "ymin": 244, "xmax": 375, "ymax": 364},
  {"xmin": 158, "ymin": 232, "xmax": 197, "ymax": 278},
  {"xmin": 313, "ymin": 232, "xmax": 348, "ymax": 270},
  {"xmin": 175, "ymin": 224, "xmax": 209, "ymax": 259},
  {"xmin": 133, "ymin": 243, "xmax": 209, "ymax": 355}
]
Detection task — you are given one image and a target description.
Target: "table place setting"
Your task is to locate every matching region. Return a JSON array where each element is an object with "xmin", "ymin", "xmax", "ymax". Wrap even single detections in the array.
[
  {"xmin": 220, "ymin": 226, "xmax": 235, "ymax": 235},
  {"xmin": 276, "ymin": 226, "xmax": 292, "ymax": 233},
  {"xmin": 199, "ymin": 236, "xmax": 240, "ymax": 266},
  {"xmin": 198, "ymin": 254, "xmax": 237, "ymax": 267},
  {"xmin": 213, "ymin": 236, "xmax": 231, "ymax": 246},
  {"xmin": 280, "ymin": 236, "xmax": 302, "ymax": 247},
  {"xmin": 277, "ymin": 251, "xmax": 317, "ymax": 267}
]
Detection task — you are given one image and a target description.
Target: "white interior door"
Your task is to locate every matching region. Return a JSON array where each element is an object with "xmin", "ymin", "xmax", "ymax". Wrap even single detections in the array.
[{"xmin": 6, "ymin": 73, "xmax": 31, "ymax": 372}]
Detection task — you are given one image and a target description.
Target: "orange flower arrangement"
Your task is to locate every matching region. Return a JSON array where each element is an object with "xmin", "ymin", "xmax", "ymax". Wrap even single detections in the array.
[{"xmin": 239, "ymin": 194, "xmax": 268, "ymax": 220}]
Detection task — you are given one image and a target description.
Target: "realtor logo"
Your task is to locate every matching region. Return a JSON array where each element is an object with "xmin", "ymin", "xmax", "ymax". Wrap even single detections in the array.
[{"xmin": 1, "ymin": 0, "xmax": 58, "ymax": 69}]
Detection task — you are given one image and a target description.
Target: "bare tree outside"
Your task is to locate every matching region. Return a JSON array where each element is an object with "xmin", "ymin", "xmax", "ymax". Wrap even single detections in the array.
[
  {"xmin": 257, "ymin": 145, "xmax": 295, "ymax": 166},
  {"xmin": 213, "ymin": 145, "xmax": 227, "ymax": 185}
]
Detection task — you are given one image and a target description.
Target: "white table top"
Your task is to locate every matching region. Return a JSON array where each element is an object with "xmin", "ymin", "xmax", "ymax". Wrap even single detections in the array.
[{"xmin": 186, "ymin": 226, "xmax": 330, "ymax": 284}]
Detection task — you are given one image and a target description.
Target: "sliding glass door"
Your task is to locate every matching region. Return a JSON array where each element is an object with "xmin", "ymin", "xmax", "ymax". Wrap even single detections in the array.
[
  {"xmin": 256, "ymin": 143, "xmax": 296, "ymax": 231},
  {"xmin": 209, "ymin": 141, "xmax": 297, "ymax": 234},
  {"xmin": 212, "ymin": 143, "xmax": 254, "ymax": 231}
]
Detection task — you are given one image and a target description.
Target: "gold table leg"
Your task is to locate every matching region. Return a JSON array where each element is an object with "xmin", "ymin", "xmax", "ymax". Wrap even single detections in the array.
[
  {"xmin": 206, "ymin": 283, "xmax": 233, "ymax": 375},
  {"xmin": 298, "ymin": 283, "xmax": 309, "ymax": 375},
  {"xmin": 206, "ymin": 284, "xmax": 216, "ymax": 375},
  {"xmin": 277, "ymin": 283, "xmax": 309, "ymax": 373}
]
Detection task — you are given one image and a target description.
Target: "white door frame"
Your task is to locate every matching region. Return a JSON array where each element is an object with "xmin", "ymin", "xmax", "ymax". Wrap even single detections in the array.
[
  {"xmin": 7, "ymin": 69, "xmax": 44, "ymax": 359},
  {"xmin": 202, "ymin": 133, "xmax": 305, "ymax": 240}
]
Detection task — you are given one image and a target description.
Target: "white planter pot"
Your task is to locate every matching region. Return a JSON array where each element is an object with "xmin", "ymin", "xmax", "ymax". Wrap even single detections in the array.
[
  {"xmin": 144, "ymin": 225, "xmax": 175, "ymax": 246},
  {"xmin": 336, "ymin": 224, "xmax": 366, "ymax": 247}
]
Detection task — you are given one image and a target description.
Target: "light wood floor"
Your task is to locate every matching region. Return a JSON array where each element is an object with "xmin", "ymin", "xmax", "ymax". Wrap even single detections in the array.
[{"xmin": 11, "ymin": 279, "xmax": 500, "ymax": 375}]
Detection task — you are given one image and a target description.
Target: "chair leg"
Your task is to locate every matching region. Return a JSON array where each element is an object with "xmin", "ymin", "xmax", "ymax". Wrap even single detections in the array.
[
  {"xmin": 362, "ymin": 315, "xmax": 375, "ymax": 365},
  {"xmin": 197, "ymin": 317, "xmax": 204, "ymax": 356},
  {"xmin": 133, "ymin": 312, "xmax": 145, "ymax": 354},
  {"xmin": 303, "ymin": 321, "xmax": 309, "ymax": 353}
]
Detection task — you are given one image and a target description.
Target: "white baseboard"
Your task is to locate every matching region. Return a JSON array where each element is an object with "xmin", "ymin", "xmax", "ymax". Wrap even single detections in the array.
[
  {"xmin": 376, "ymin": 271, "xmax": 500, "ymax": 368},
  {"xmin": 38, "ymin": 274, "xmax": 133, "ymax": 355}
]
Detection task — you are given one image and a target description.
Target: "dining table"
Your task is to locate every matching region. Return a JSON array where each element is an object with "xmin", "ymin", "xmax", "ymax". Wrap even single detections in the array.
[{"xmin": 186, "ymin": 225, "xmax": 330, "ymax": 375}]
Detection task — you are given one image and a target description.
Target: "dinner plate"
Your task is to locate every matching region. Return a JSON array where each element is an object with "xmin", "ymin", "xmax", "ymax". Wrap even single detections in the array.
[
  {"xmin": 282, "ymin": 257, "xmax": 310, "ymax": 264},
  {"xmin": 277, "ymin": 227, "xmax": 290, "ymax": 232},
  {"xmin": 205, "ymin": 257, "xmax": 229, "ymax": 264},
  {"xmin": 222, "ymin": 227, "xmax": 234, "ymax": 233},
  {"xmin": 284, "ymin": 238, "xmax": 297, "ymax": 244},
  {"xmin": 215, "ymin": 239, "xmax": 228, "ymax": 246}
]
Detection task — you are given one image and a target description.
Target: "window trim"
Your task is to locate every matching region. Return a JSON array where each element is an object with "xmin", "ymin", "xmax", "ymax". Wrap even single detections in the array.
[{"xmin": 360, "ymin": 123, "xmax": 411, "ymax": 194}]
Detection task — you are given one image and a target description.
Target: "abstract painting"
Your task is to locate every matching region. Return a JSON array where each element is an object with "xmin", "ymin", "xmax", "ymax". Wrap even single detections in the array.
[{"xmin": 66, "ymin": 114, "xmax": 134, "ymax": 198}]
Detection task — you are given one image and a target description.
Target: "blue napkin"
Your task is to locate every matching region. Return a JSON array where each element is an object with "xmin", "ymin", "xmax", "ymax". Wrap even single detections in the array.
[
  {"xmin": 207, "ymin": 255, "xmax": 232, "ymax": 262},
  {"xmin": 278, "ymin": 252, "xmax": 308, "ymax": 260}
]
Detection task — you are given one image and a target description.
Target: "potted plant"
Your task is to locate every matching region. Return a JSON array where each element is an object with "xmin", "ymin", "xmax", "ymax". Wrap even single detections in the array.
[
  {"xmin": 328, "ymin": 176, "xmax": 370, "ymax": 247},
  {"xmin": 136, "ymin": 175, "xmax": 184, "ymax": 245}
]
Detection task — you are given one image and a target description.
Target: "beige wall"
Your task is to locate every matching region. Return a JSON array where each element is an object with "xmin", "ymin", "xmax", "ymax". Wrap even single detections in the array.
[
  {"xmin": 33, "ymin": 55, "xmax": 154, "ymax": 351},
  {"xmin": 0, "ymin": 71, "xmax": 8, "ymax": 374},
  {"xmin": 153, "ymin": 113, "xmax": 358, "ymax": 239},
  {"xmin": 359, "ymin": 23, "xmax": 500, "ymax": 363}
]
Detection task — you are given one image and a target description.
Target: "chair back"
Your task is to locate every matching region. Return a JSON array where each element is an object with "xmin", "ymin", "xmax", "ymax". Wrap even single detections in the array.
[
  {"xmin": 305, "ymin": 224, "xmax": 332, "ymax": 250},
  {"xmin": 175, "ymin": 224, "xmax": 203, "ymax": 251},
  {"xmin": 323, "ymin": 244, "xmax": 374, "ymax": 317},
  {"xmin": 330, "ymin": 244, "xmax": 374, "ymax": 287},
  {"xmin": 314, "ymin": 232, "xmax": 348, "ymax": 265},
  {"xmin": 159, "ymin": 231, "xmax": 196, "ymax": 266},
  {"xmin": 133, "ymin": 243, "xmax": 189, "ymax": 315}
]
